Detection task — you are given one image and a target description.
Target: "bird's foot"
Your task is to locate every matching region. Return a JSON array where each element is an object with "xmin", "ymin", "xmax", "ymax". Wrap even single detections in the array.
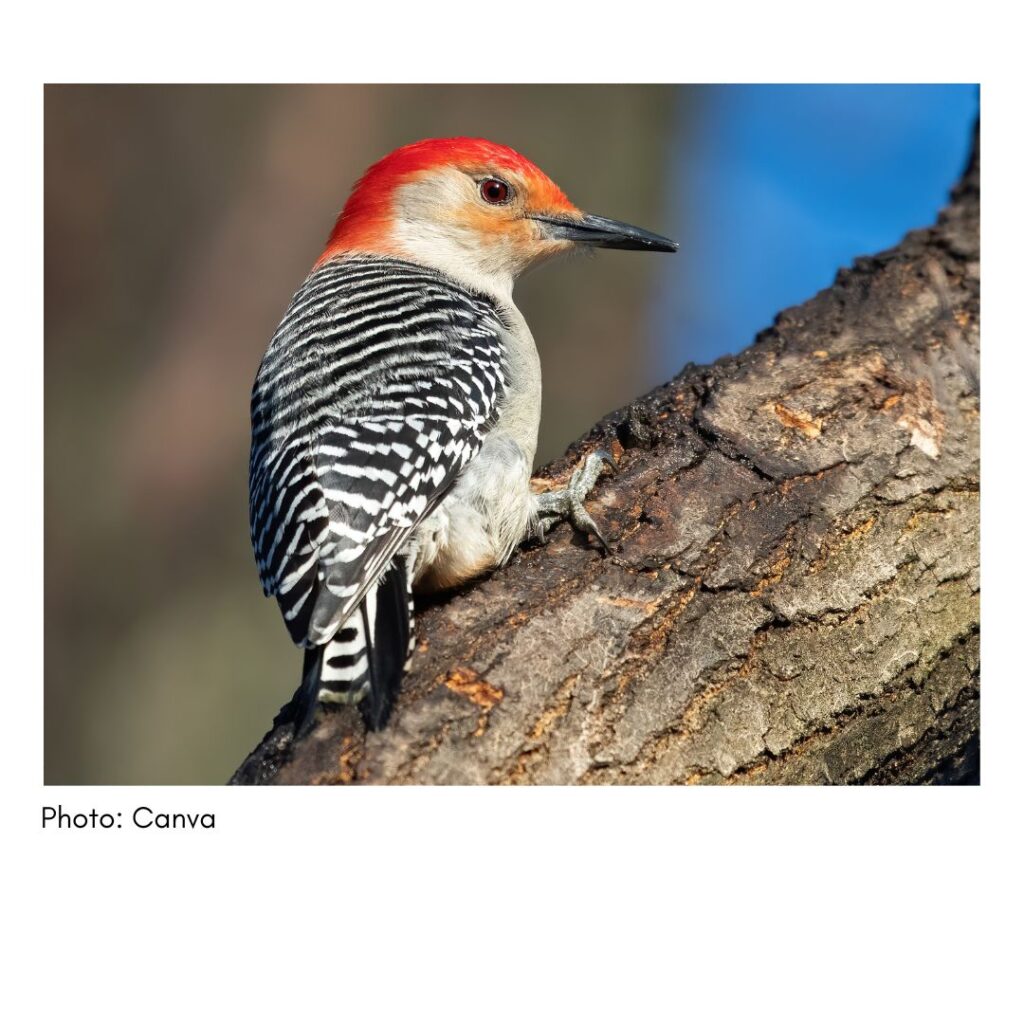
[{"xmin": 534, "ymin": 449, "xmax": 617, "ymax": 552}]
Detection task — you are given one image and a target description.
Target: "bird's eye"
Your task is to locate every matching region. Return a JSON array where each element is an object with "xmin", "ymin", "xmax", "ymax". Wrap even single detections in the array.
[{"xmin": 480, "ymin": 178, "xmax": 511, "ymax": 205}]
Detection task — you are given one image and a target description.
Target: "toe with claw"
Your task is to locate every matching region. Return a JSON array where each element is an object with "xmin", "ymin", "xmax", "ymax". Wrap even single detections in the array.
[{"xmin": 534, "ymin": 448, "xmax": 617, "ymax": 553}]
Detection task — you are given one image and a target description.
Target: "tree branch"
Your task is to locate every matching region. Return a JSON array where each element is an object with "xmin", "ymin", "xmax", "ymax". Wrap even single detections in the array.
[{"xmin": 232, "ymin": 128, "xmax": 980, "ymax": 786}]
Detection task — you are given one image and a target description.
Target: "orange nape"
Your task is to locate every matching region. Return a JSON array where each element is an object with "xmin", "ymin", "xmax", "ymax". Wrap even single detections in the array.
[{"xmin": 316, "ymin": 137, "xmax": 579, "ymax": 265}]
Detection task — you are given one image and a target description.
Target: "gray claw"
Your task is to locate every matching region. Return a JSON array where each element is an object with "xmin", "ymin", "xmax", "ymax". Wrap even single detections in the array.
[
  {"xmin": 593, "ymin": 448, "xmax": 618, "ymax": 475},
  {"xmin": 534, "ymin": 449, "xmax": 617, "ymax": 552}
]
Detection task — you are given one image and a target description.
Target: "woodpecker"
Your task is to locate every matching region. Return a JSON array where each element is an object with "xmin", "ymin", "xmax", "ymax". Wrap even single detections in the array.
[{"xmin": 249, "ymin": 137, "xmax": 677, "ymax": 734}]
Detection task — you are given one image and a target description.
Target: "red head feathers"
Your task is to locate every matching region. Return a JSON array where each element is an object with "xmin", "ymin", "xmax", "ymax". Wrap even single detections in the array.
[{"xmin": 318, "ymin": 137, "xmax": 576, "ymax": 264}]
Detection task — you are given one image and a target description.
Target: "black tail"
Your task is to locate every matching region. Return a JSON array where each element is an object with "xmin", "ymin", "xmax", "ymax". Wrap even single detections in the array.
[
  {"xmin": 359, "ymin": 559, "xmax": 412, "ymax": 730},
  {"xmin": 295, "ymin": 645, "xmax": 325, "ymax": 738},
  {"xmin": 292, "ymin": 557, "xmax": 415, "ymax": 737}
]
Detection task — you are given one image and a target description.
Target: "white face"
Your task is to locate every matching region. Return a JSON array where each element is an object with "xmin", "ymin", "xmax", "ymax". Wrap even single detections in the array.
[{"xmin": 389, "ymin": 166, "xmax": 573, "ymax": 300}]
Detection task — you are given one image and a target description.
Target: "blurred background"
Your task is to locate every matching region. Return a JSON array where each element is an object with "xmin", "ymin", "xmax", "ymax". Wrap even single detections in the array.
[{"xmin": 45, "ymin": 84, "xmax": 978, "ymax": 784}]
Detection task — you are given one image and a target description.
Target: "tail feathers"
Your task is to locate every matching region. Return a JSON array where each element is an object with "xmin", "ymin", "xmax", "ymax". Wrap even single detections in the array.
[
  {"xmin": 360, "ymin": 557, "xmax": 414, "ymax": 730},
  {"xmin": 295, "ymin": 645, "xmax": 325, "ymax": 738},
  {"xmin": 292, "ymin": 557, "xmax": 416, "ymax": 737}
]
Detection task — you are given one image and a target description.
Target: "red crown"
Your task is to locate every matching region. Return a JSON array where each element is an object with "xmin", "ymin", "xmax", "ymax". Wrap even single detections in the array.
[{"xmin": 318, "ymin": 137, "xmax": 573, "ymax": 264}]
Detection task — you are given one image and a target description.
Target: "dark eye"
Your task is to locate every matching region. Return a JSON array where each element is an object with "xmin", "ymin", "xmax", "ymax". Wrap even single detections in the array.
[{"xmin": 480, "ymin": 178, "xmax": 511, "ymax": 204}]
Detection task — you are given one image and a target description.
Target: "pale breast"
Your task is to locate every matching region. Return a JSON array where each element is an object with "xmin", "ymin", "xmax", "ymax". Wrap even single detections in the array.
[{"xmin": 410, "ymin": 298, "xmax": 542, "ymax": 592}]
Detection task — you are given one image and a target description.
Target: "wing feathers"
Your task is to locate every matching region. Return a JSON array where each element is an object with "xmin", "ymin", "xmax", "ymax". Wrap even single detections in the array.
[{"xmin": 249, "ymin": 256, "xmax": 507, "ymax": 646}]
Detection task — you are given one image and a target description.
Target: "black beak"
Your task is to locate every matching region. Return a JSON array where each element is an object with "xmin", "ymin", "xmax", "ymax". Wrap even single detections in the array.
[{"xmin": 532, "ymin": 212, "xmax": 678, "ymax": 253}]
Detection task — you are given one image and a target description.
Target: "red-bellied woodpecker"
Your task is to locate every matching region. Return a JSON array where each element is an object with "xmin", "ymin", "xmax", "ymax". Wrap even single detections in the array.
[{"xmin": 249, "ymin": 137, "xmax": 677, "ymax": 734}]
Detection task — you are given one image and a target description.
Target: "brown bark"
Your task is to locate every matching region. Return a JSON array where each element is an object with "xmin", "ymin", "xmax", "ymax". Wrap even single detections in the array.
[{"xmin": 232, "ymin": 130, "xmax": 980, "ymax": 786}]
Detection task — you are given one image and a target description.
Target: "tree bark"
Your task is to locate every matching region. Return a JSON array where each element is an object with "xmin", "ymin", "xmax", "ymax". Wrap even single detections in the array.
[{"xmin": 232, "ymin": 130, "xmax": 980, "ymax": 786}]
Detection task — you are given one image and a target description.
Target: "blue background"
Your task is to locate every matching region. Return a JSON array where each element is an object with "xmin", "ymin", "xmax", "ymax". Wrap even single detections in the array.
[{"xmin": 654, "ymin": 84, "xmax": 979, "ymax": 373}]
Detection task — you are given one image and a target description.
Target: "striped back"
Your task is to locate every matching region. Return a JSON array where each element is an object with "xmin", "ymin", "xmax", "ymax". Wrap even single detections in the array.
[{"xmin": 249, "ymin": 256, "xmax": 509, "ymax": 648}]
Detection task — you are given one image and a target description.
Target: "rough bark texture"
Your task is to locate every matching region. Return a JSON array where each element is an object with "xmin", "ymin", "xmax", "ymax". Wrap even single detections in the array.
[{"xmin": 232, "ymin": 132, "xmax": 980, "ymax": 786}]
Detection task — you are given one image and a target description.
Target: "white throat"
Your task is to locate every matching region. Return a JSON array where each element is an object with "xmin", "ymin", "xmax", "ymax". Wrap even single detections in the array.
[{"xmin": 389, "ymin": 174, "xmax": 517, "ymax": 304}]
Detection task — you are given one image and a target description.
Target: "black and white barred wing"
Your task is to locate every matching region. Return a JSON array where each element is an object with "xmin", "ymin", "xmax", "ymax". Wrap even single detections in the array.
[{"xmin": 249, "ymin": 257, "xmax": 508, "ymax": 648}]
